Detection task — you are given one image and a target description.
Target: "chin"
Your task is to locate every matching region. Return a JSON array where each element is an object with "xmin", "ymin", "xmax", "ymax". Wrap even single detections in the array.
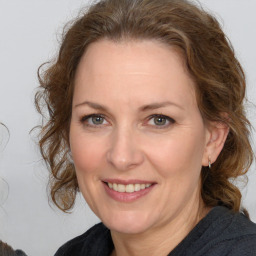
[{"xmin": 101, "ymin": 210, "xmax": 155, "ymax": 234}]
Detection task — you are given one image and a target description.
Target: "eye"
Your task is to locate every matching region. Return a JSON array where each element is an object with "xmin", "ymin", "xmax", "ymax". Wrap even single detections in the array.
[
  {"xmin": 153, "ymin": 116, "xmax": 167, "ymax": 126},
  {"xmin": 90, "ymin": 116, "xmax": 104, "ymax": 125},
  {"xmin": 147, "ymin": 114, "xmax": 175, "ymax": 128},
  {"xmin": 80, "ymin": 114, "xmax": 108, "ymax": 127}
]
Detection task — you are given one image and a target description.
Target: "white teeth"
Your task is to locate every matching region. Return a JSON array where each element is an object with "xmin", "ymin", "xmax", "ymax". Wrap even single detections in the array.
[
  {"xmin": 107, "ymin": 182, "xmax": 152, "ymax": 192},
  {"xmin": 117, "ymin": 184, "xmax": 126, "ymax": 192},
  {"xmin": 125, "ymin": 184, "xmax": 134, "ymax": 193},
  {"xmin": 134, "ymin": 184, "xmax": 140, "ymax": 191},
  {"xmin": 113, "ymin": 183, "xmax": 118, "ymax": 191}
]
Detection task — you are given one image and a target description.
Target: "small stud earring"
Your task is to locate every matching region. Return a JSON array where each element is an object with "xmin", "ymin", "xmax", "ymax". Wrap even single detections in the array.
[{"xmin": 208, "ymin": 157, "xmax": 211, "ymax": 169}]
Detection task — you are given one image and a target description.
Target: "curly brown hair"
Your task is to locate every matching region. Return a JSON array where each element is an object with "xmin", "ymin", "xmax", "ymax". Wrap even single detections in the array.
[{"xmin": 35, "ymin": 0, "xmax": 254, "ymax": 212}]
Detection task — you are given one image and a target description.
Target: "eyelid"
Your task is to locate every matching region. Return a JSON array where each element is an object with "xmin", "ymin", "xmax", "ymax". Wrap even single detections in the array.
[
  {"xmin": 80, "ymin": 113, "xmax": 104, "ymax": 122},
  {"xmin": 146, "ymin": 114, "xmax": 175, "ymax": 128},
  {"xmin": 80, "ymin": 113, "xmax": 109, "ymax": 127},
  {"xmin": 79, "ymin": 113, "xmax": 175, "ymax": 129}
]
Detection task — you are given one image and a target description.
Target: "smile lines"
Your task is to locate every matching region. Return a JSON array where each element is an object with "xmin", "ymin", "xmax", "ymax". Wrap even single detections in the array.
[{"xmin": 107, "ymin": 182, "xmax": 152, "ymax": 193}]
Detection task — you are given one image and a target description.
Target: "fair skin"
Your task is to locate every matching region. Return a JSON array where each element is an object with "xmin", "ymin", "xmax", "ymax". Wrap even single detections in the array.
[{"xmin": 70, "ymin": 39, "xmax": 229, "ymax": 256}]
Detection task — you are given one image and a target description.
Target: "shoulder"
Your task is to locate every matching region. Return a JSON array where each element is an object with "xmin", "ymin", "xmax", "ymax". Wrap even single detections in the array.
[
  {"xmin": 225, "ymin": 235, "xmax": 256, "ymax": 256},
  {"xmin": 218, "ymin": 207, "xmax": 256, "ymax": 240},
  {"xmin": 203, "ymin": 234, "xmax": 256, "ymax": 256},
  {"xmin": 54, "ymin": 223, "xmax": 113, "ymax": 256},
  {"xmin": 195, "ymin": 207, "xmax": 256, "ymax": 255},
  {"xmin": 172, "ymin": 206, "xmax": 256, "ymax": 256},
  {"xmin": 213, "ymin": 208, "xmax": 256, "ymax": 255}
]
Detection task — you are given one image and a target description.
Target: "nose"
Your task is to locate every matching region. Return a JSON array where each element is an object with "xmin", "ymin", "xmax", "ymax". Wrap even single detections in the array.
[{"xmin": 106, "ymin": 128, "xmax": 144, "ymax": 171}]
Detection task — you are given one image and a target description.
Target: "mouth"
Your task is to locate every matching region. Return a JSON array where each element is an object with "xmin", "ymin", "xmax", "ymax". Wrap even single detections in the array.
[
  {"xmin": 106, "ymin": 182, "xmax": 153, "ymax": 193},
  {"xmin": 102, "ymin": 179, "xmax": 156, "ymax": 202}
]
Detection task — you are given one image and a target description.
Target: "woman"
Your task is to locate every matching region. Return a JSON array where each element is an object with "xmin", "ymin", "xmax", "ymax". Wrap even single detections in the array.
[{"xmin": 35, "ymin": 0, "xmax": 256, "ymax": 255}]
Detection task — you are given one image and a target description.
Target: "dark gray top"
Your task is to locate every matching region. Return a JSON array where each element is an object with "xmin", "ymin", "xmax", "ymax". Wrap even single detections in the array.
[{"xmin": 54, "ymin": 206, "xmax": 256, "ymax": 256}]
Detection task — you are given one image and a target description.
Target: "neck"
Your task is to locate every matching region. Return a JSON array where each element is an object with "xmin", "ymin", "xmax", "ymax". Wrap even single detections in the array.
[{"xmin": 110, "ymin": 196, "xmax": 210, "ymax": 256}]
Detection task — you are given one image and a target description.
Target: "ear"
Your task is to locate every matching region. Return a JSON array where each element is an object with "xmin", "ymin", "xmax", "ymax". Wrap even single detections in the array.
[{"xmin": 202, "ymin": 120, "xmax": 229, "ymax": 167}]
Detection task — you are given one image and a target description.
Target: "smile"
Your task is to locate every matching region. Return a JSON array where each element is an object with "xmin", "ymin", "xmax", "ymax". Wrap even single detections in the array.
[
  {"xmin": 107, "ymin": 183, "xmax": 152, "ymax": 193},
  {"xmin": 103, "ymin": 180, "xmax": 156, "ymax": 202}
]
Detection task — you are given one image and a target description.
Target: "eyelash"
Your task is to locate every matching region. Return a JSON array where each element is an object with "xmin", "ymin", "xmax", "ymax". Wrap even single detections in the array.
[
  {"xmin": 80, "ymin": 114, "xmax": 107, "ymax": 127},
  {"xmin": 80, "ymin": 114, "xmax": 175, "ymax": 129},
  {"xmin": 146, "ymin": 114, "xmax": 175, "ymax": 129}
]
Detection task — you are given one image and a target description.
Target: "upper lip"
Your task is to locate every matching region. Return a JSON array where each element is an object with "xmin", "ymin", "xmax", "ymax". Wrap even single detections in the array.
[{"xmin": 102, "ymin": 179, "xmax": 156, "ymax": 185}]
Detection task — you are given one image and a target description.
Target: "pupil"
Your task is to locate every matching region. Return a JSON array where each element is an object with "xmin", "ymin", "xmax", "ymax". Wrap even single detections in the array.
[
  {"xmin": 154, "ymin": 117, "xmax": 166, "ymax": 125},
  {"xmin": 92, "ymin": 116, "xmax": 103, "ymax": 124}
]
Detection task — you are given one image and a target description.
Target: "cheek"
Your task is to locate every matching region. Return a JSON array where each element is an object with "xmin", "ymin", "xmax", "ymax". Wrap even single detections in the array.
[
  {"xmin": 70, "ymin": 133, "xmax": 106, "ymax": 175},
  {"xmin": 144, "ymin": 128, "xmax": 206, "ymax": 179}
]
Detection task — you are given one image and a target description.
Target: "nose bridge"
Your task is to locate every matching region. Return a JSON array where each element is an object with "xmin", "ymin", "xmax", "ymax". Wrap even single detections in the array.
[{"xmin": 106, "ymin": 124, "xmax": 144, "ymax": 171}]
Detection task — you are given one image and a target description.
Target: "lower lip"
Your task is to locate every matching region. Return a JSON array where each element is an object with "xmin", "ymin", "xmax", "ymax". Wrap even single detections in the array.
[{"xmin": 103, "ymin": 182, "xmax": 155, "ymax": 202}]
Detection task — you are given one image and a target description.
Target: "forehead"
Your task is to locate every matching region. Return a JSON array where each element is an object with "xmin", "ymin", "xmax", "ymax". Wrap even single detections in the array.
[{"xmin": 74, "ymin": 39, "xmax": 196, "ymax": 110}]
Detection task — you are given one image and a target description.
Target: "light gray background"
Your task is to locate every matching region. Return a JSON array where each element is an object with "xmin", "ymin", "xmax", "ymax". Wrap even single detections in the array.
[{"xmin": 0, "ymin": 1, "xmax": 255, "ymax": 255}]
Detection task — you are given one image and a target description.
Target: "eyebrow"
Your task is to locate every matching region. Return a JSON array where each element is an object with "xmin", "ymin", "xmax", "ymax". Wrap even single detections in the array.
[
  {"xmin": 139, "ymin": 101, "xmax": 184, "ymax": 111},
  {"xmin": 74, "ymin": 101, "xmax": 109, "ymax": 111},
  {"xmin": 74, "ymin": 101, "xmax": 183, "ymax": 111}
]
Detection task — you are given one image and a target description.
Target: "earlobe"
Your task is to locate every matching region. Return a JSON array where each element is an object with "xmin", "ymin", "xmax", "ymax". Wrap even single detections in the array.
[{"xmin": 202, "ymin": 121, "xmax": 229, "ymax": 167}]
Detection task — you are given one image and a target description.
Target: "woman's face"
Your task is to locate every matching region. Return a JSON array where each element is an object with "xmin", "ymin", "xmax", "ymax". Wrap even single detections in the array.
[{"xmin": 70, "ymin": 39, "xmax": 211, "ymax": 234}]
